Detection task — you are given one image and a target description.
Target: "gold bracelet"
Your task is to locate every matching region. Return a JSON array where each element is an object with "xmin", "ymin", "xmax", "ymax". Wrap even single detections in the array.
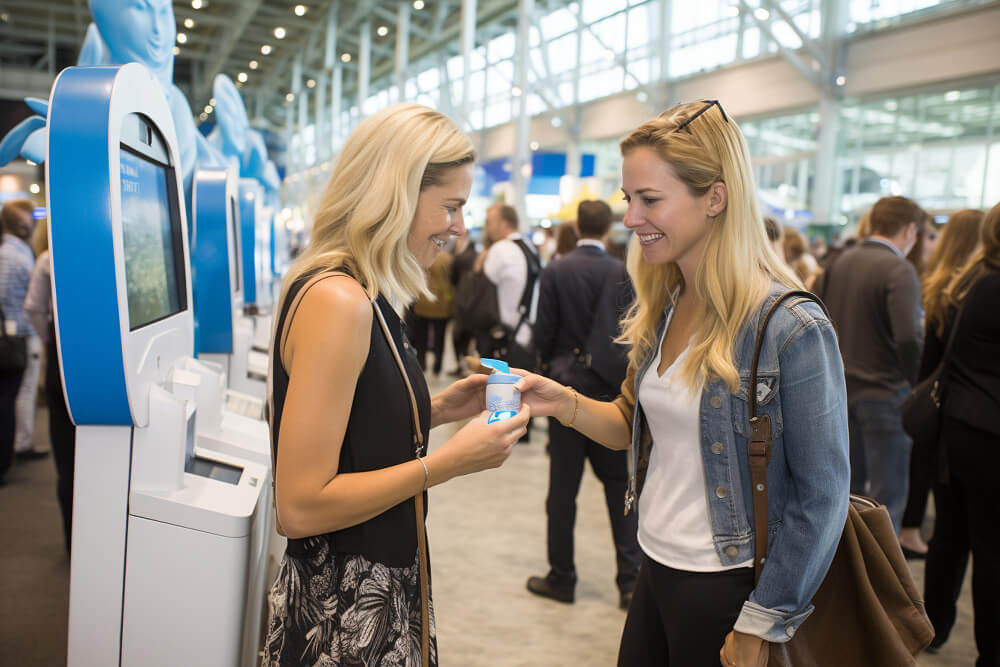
[{"xmin": 559, "ymin": 387, "xmax": 579, "ymax": 428}]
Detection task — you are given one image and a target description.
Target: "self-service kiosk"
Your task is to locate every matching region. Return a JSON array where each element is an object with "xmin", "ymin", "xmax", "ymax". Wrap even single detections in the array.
[
  {"xmin": 47, "ymin": 63, "xmax": 267, "ymax": 667},
  {"xmin": 236, "ymin": 179, "xmax": 270, "ymax": 395}
]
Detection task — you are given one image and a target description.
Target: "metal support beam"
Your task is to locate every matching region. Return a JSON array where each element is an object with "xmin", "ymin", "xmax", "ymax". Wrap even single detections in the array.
[
  {"xmin": 358, "ymin": 20, "xmax": 371, "ymax": 114},
  {"xmin": 395, "ymin": 2, "xmax": 410, "ymax": 102},
  {"xmin": 324, "ymin": 1, "xmax": 339, "ymax": 71},
  {"xmin": 511, "ymin": 0, "xmax": 534, "ymax": 229}
]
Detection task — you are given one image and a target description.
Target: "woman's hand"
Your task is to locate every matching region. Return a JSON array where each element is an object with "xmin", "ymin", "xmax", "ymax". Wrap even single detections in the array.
[
  {"xmin": 430, "ymin": 374, "xmax": 489, "ymax": 428},
  {"xmin": 427, "ymin": 405, "xmax": 531, "ymax": 480},
  {"xmin": 510, "ymin": 371, "xmax": 574, "ymax": 422},
  {"xmin": 720, "ymin": 630, "xmax": 769, "ymax": 667}
]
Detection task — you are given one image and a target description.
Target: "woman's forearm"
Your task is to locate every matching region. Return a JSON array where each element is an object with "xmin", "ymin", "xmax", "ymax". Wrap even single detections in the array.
[
  {"xmin": 557, "ymin": 388, "xmax": 632, "ymax": 451},
  {"xmin": 278, "ymin": 448, "xmax": 456, "ymax": 539}
]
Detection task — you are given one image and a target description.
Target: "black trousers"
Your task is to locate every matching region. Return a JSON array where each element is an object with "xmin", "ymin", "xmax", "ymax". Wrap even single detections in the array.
[
  {"xmin": 618, "ymin": 556, "xmax": 754, "ymax": 666},
  {"xmin": 0, "ymin": 367, "xmax": 25, "ymax": 481},
  {"xmin": 925, "ymin": 417, "xmax": 1000, "ymax": 667},
  {"xmin": 45, "ymin": 337, "xmax": 75, "ymax": 553},
  {"xmin": 451, "ymin": 325, "xmax": 474, "ymax": 369},
  {"xmin": 901, "ymin": 429, "xmax": 938, "ymax": 530},
  {"xmin": 546, "ymin": 418, "xmax": 639, "ymax": 593},
  {"xmin": 408, "ymin": 315, "xmax": 449, "ymax": 374}
]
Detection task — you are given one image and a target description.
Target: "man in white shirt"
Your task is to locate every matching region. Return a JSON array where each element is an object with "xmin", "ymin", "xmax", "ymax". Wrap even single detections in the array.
[{"xmin": 483, "ymin": 204, "xmax": 539, "ymax": 349}]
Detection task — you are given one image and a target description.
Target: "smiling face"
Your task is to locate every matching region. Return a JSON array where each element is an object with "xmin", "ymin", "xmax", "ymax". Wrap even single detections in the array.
[
  {"xmin": 621, "ymin": 146, "xmax": 727, "ymax": 273},
  {"xmin": 407, "ymin": 162, "xmax": 475, "ymax": 268}
]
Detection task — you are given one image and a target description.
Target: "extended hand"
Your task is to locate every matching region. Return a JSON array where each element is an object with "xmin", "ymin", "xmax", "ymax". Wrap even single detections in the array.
[
  {"xmin": 431, "ymin": 373, "xmax": 488, "ymax": 427},
  {"xmin": 511, "ymin": 371, "xmax": 572, "ymax": 421},
  {"xmin": 720, "ymin": 631, "xmax": 768, "ymax": 667}
]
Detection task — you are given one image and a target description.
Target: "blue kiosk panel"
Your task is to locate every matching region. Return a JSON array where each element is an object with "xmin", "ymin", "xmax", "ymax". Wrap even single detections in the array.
[{"xmin": 192, "ymin": 168, "xmax": 238, "ymax": 354}]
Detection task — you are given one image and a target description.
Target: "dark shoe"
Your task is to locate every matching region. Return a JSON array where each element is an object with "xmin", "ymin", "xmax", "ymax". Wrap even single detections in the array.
[
  {"xmin": 901, "ymin": 546, "xmax": 927, "ymax": 560},
  {"xmin": 526, "ymin": 574, "xmax": 574, "ymax": 603},
  {"xmin": 619, "ymin": 591, "xmax": 633, "ymax": 611},
  {"xmin": 15, "ymin": 449, "xmax": 49, "ymax": 462}
]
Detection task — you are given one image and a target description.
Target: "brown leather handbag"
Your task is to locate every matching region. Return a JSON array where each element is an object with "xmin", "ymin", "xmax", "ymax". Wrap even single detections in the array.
[{"xmin": 748, "ymin": 291, "xmax": 934, "ymax": 667}]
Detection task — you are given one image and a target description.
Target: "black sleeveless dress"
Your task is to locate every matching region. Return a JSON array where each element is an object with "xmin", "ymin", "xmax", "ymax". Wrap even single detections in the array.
[{"xmin": 264, "ymin": 274, "xmax": 436, "ymax": 667}]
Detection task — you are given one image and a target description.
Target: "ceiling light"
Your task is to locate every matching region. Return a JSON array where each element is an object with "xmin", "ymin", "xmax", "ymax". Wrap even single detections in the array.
[
  {"xmin": 529, "ymin": 141, "xmax": 539, "ymax": 151},
  {"xmin": 204, "ymin": 105, "xmax": 213, "ymax": 113},
  {"xmin": 238, "ymin": 72, "xmax": 248, "ymax": 83},
  {"xmin": 725, "ymin": 5, "xmax": 739, "ymax": 17},
  {"xmin": 173, "ymin": 46, "xmax": 181, "ymax": 55},
  {"xmin": 261, "ymin": 44, "xmax": 273, "ymax": 55},
  {"xmin": 29, "ymin": 184, "xmax": 40, "ymax": 194},
  {"xmin": 176, "ymin": 32, "xmax": 187, "ymax": 44},
  {"xmin": 274, "ymin": 27, "xmax": 286, "ymax": 39},
  {"xmin": 249, "ymin": 60, "xmax": 259, "ymax": 70},
  {"xmin": 754, "ymin": 8, "xmax": 770, "ymax": 20},
  {"xmin": 413, "ymin": 0, "xmax": 425, "ymax": 9},
  {"xmin": 286, "ymin": 93, "xmax": 295, "ymax": 102},
  {"xmin": 341, "ymin": 53, "xmax": 352, "ymax": 62},
  {"xmin": 191, "ymin": 0, "xmax": 202, "ymax": 8},
  {"xmin": 184, "ymin": 18, "xmax": 195, "ymax": 29},
  {"xmin": 294, "ymin": 4, "xmax": 307, "ymax": 16},
  {"xmin": 306, "ymin": 79, "xmax": 316, "ymax": 88},
  {"xmin": 835, "ymin": 75, "xmax": 846, "ymax": 86},
  {"xmin": 945, "ymin": 90, "xmax": 961, "ymax": 102},
  {"xmin": 511, "ymin": 86, "xmax": 522, "ymax": 96},
  {"xmin": 377, "ymin": 25, "xmax": 389, "ymax": 37},
  {"xmin": 209, "ymin": 97, "xmax": 216, "ymax": 106},
  {"xmin": 199, "ymin": 113, "xmax": 207, "ymax": 121},
  {"xmin": 886, "ymin": 100, "xmax": 899, "ymax": 111}
]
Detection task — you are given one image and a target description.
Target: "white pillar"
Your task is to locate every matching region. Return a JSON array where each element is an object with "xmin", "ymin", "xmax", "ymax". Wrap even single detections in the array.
[
  {"xmin": 395, "ymin": 2, "xmax": 411, "ymax": 102},
  {"xmin": 511, "ymin": 0, "xmax": 534, "ymax": 230},
  {"xmin": 358, "ymin": 20, "xmax": 371, "ymax": 115},
  {"xmin": 461, "ymin": 0, "xmax": 478, "ymax": 129},
  {"xmin": 331, "ymin": 65, "xmax": 342, "ymax": 152}
]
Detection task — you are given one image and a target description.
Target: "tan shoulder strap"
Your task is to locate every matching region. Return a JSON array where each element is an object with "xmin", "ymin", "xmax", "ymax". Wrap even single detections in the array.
[{"xmin": 371, "ymin": 299, "xmax": 430, "ymax": 665}]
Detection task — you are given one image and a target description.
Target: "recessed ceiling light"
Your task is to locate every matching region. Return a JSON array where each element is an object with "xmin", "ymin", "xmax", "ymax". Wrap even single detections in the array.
[
  {"xmin": 725, "ymin": 5, "xmax": 739, "ymax": 17},
  {"xmin": 191, "ymin": 0, "xmax": 203, "ymax": 9},
  {"xmin": 261, "ymin": 44, "xmax": 273, "ymax": 55},
  {"xmin": 836, "ymin": 75, "xmax": 847, "ymax": 86},
  {"xmin": 413, "ymin": 0, "xmax": 424, "ymax": 9},
  {"xmin": 184, "ymin": 18, "xmax": 195, "ymax": 29},
  {"xmin": 294, "ymin": 5, "xmax": 307, "ymax": 16},
  {"xmin": 377, "ymin": 25, "xmax": 389, "ymax": 37},
  {"xmin": 945, "ymin": 90, "xmax": 961, "ymax": 102},
  {"xmin": 209, "ymin": 97, "xmax": 216, "ymax": 106},
  {"xmin": 238, "ymin": 72, "xmax": 248, "ymax": 83},
  {"xmin": 306, "ymin": 79, "xmax": 316, "ymax": 88},
  {"xmin": 529, "ymin": 141, "xmax": 539, "ymax": 151},
  {"xmin": 29, "ymin": 184, "xmax": 40, "ymax": 194},
  {"xmin": 274, "ymin": 27, "xmax": 286, "ymax": 39},
  {"xmin": 249, "ymin": 60, "xmax": 259, "ymax": 69},
  {"xmin": 754, "ymin": 7, "xmax": 770, "ymax": 20},
  {"xmin": 173, "ymin": 46, "xmax": 180, "ymax": 55},
  {"xmin": 176, "ymin": 32, "xmax": 187, "ymax": 44},
  {"xmin": 204, "ymin": 105, "xmax": 213, "ymax": 114},
  {"xmin": 511, "ymin": 86, "xmax": 522, "ymax": 97},
  {"xmin": 341, "ymin": 53, "xmax": 352, "ymax": 62},
  {"xmin": 286, "ymin": 93, "xmax": 295, "ymax": 102}
]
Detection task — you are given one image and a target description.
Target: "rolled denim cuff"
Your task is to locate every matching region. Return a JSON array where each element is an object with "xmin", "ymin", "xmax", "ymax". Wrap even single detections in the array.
[{"xmin": 733, "ymin": 600, "xmax": 813, "ymax": 643}]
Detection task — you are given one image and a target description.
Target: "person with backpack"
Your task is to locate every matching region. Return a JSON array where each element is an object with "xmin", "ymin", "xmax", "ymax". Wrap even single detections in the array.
[
  {"xmin": 525, "ymin": 200, "xmax": 640, "ymax": 611},
  {"xmin": 511, "ymin": 101, "xmax": 850, "ymax": 666}
]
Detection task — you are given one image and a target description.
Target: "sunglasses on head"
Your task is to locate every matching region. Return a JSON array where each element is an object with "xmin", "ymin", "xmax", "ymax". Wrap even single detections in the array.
[{"xmin": 672, "ymin": 99, "xmax": 729, "ymax": 133}]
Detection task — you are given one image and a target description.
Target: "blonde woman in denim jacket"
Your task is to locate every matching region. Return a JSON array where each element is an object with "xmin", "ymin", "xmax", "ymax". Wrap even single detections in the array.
[{"xmin": 514, "ymin": 101, "xmax": 850, "ymax": 666}]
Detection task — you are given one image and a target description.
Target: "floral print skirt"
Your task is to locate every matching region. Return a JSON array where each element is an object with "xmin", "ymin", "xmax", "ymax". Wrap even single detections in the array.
[{"xmin": 264, "ymin": 538, "xmax": 437, "ymax": 667}]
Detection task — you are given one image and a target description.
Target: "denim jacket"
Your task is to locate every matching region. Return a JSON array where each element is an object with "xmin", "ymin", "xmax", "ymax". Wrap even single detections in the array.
[{"xmin": 612, "ymin": 282, "xmax": 850, "ymax": 643}]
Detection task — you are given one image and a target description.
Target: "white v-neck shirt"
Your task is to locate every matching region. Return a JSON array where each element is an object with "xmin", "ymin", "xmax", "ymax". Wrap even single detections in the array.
[{"xmin": 637, "ymin": 312, "xmax": 753, "ymax": 572}]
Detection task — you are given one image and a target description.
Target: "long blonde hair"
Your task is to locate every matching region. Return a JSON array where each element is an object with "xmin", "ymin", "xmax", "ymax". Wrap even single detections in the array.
[
  {"xmin": 618, "ymin": 102, "xmax": 802, "ymax": 392},
  {"xmin": 278, "ymin": 104, "xmax": 475, "ymax": 312},
  {"xmin": 944, "ymin": 201, "xmax": 1000, "ymax": 308},
  {"xmin": 922, "ymin": 209, "xmax": 983, "ymax": 336}
]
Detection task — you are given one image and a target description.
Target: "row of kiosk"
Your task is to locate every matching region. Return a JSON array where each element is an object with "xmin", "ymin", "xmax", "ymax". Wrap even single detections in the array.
[{"xmin": 46, "ymin": 63, "xmax": 286, "ymax": 665}]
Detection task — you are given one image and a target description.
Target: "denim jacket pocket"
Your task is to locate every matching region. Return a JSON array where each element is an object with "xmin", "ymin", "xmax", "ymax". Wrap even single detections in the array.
[{"xmin": 732, "ymin": 370, "xmax": 783, "ymax": 437}]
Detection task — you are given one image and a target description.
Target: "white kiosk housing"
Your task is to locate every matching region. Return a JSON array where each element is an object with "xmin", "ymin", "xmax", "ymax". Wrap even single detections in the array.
[{"xmin": 47, "ymin": 63, "xmax": 267, "ymax": 667}]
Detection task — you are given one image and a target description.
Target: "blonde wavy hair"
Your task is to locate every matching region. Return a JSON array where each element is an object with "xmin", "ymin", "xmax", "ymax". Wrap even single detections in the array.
[
  {"xmin": 618, "ymin": 102, "xmax": 802, "ymax": 392},
  {"xmin": 278, "ymin": 104, "xmax": 475, "ymax": 312},
  {"xmin": 922, "ymin": 209, "xmax": 983, "ymax": 336},
  {"xmin": 944, "ymin": 201, "xmax": 1000, "ymax": 308}
]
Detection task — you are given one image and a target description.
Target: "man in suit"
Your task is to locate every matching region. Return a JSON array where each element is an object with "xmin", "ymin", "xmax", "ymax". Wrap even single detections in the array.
[
  {"xmin": 526, "ymin": 200, "xmax": 640, "ymax": 610},
  {"xmin": 814, "ymin": 196, "xmax": 925, "ymax": 532}
]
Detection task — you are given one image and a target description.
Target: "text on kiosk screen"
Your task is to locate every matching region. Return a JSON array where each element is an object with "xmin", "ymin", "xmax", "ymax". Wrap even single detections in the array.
[{"xmin": 120, "ymin": 148, "xmax": 183, "ymax": 330}]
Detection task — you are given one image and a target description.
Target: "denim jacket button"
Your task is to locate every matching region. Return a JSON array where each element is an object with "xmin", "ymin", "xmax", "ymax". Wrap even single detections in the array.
[
  {"xmin": 711, "ymin": 441, "xmax": 724, "ymax": 454},
  {"xmin": 725, "ymin": 545, "xmax": 739, "ymax": 558},
  {"xmin": 710, "ymin": 396, "xmax": 723, "ymax": 409},
  {"xmin": 715, "ymin": 486, "xmax": 729, "ymax": 499}
]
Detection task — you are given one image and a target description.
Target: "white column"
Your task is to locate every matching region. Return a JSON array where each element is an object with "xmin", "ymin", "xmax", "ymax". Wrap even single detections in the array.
[
  {"xmin": 461, "ymin": 0, "xmax": 478, "ymax": 129},
  {"xmin": 511, "ymin": 0, "xmax": 534, "ymax": 230},
  {"xmin": 315, "ymin": 75, "xmax": 328, "ymax": 161},
  {"xmin": 331, "ymin": 65, "xmax": 342, "ymax": 152},
  {"xmin": 395, "ymin": 2, "xmax": 411, "ymax": 102},
  {"xmin": 358, "ymin": 20, "xmax": 372, "ymax": 115}
]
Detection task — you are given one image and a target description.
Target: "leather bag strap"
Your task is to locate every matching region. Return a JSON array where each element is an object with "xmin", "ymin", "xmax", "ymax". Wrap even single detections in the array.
[
  {"xmin": 371, "ymin": 300, "xmax": 430, "ymax": 667},
  {"xmin": 748, "ymin": 290, "xmax": 829, "ymax": 584}
]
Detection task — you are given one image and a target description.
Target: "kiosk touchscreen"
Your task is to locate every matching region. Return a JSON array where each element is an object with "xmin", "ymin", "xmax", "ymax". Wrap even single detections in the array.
[{"xmin": 47, "ymin": 63, "xmax": 267, "ymax": 667}]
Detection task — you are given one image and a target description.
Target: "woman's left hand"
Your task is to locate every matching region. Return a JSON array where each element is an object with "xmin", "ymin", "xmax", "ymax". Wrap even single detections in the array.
[
  {"xmin": 720, "ymin": 630, "xmax": 769, "ymax": 667},
  {"xmin": 430, "ymin": 373, "xmax": 489, "ymax": 428}
]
